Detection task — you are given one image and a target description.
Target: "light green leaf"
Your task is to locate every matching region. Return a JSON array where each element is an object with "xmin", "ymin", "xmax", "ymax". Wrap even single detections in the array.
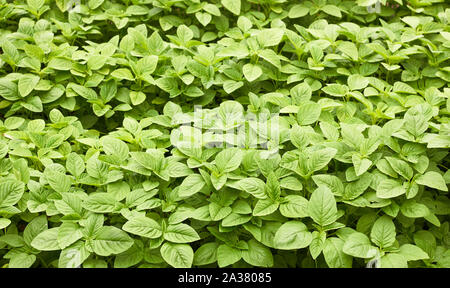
[
  {"xmin": 0, "ymin": 180, "xmax": 25, "ymax": 207},
  {"xmin": 160, "ymin": 242, "xmax": 194, "ymax": 268},
  {"xmin": 217, "ymin": 244, "xmax": 241, "ymax": 267},
  {"xmin": 308, "ymin": 186, "xmax": 338, "ymax": 226},
  {"xmin": 323, "ymin": 237, "xmax": 352, "ymax": 268},
  {"xmin": 370, "ymin": 216, "xmax": 396, "ymax": 248},
  {"xmin": 123, "ymin": 217, "xmax": 162, "ymax": 238},
  {"xmin": 164, "ymin": 223, "xmax": 200, "ymax": 243},
  {"xmin": 91, "ymin": 226, "xmax": 134, "ymax": 256},
  {"xmin": 297, "ymin": 102, "xmax": 321, "ymax": 125},
  {"xmin": 343, "ymin": 232, "xmax": 378, "ymax": 259},
  {"xmin": 31, "ymin": 228, "xmax": 61, "ymax": 251},
  {"xmin": 273, "ymin": 221, "xmax": 312, "ymax": 250},
  {"xmin": 243, "ymin": 63, "xmax": 262, "ymax": 82},
  {"xmin": 221, "ymin": 0, "xmax": 241, "ymax": 15},
  {"xmin": 376, "ymin": 179, "xmax": 406, "ymax": 199},
  {"xmin": 415, "ymin": 171, "xmax": 448, "ymax": 191},
  {"xmin": 242, "ymin": 239, "xmax": 273, "ymax": 267}
]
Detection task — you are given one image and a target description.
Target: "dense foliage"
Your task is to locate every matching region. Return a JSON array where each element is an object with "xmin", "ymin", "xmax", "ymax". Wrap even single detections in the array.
[{"xmin": 0, "ymin": 0, "xmax": 449, "ymax": 268}]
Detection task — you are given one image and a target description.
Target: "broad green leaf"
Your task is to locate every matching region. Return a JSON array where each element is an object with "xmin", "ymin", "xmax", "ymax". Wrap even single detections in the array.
[
  {"xmin": 243, "ymin": 64, "xmax": 262, "ymax": 82},
  {"xmin": 323, "ymin": 237, "xmax": 352, "ymax": 268},
  {"xmin": 242, "ymin": 239, "xmax": 273, "ymax": 267},
  {"xmin": 164, "ymin": 223, "xmax": 200, "ymax": 243},
  {"xmin": 123, "ymin": 217, "xmax": 163, "ymax": 239},
  {"xmin": 273, "ymin": 221, "xmax": 312, "ymax": 250},
  {"xmin": 415, "ymin": 171, "xmax": 448, "ymax": 191},
  {"xmin": 297, "ymin": 102, "xmax": 321, "ymax": 125},
  {"xmin": 400, "ymin": 200, "xmax": 430, "ymax": 218},
  {"xmin": 280, "ymin": 195, "xmax": 309, "ymax": 218},
  {"xmin": 308, "ymin": 186, "xmax": 338, "ymax": 226},
  {"xmin": 343, "ymin": 232, "xmax": 378, "ymax": 259},
  {"xmin": 91, "ymin": 226, "xmax": 134, "ymax": 256},
  {"xmin": 221, "ymin": 0, "xmax": 241, "ymax": 15},
  {"xmin": 215, "ymin": 148, "xmax": 243, "ymax": 173},
  {"xmin": 160, "ymin": 242, "xmax": 193, "ymax": 268},
  {"xmin": 178, "ymin": 174, "xmax": 205, "ymax": 197},
  {"xmin": 0, "ymin": 180, "xmax": 24, "ymax": 207},
  {"xmin": 217, "ymin": 244, "xmax": 241, "ymax": 267},
  {"xmin": 194, "ymin": 242, "xmax": 219, "ymax": 266},
  {"xmin": 376, "ymin": 179, "xmax": 406, "ymax": 199},
  {"xmin": 238, "ymin": 178, "xmax": 267, "ymax": 199},
  {"xmin": 31, "ymin": 228, "xmax": 61, "ymax": 251},
  {"xmin": 370, "ymin": 216, "xmax": 396, "ymax": 248}
]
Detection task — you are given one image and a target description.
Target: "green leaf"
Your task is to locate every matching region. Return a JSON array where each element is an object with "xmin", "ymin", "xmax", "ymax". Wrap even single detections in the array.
[
  {"xmin": 221, "ymin": 0, "xmax": 241, "ymax": 15},
  {"xmin": 177, "ymin": 25, "xmax": 194, "ymax": 43},
  {"xmin": 101, "ymin": 136, "xmax": 129, "ymax": 163},
  {"xmin": 308, "ymin": 186, "xmax": 338, "ymax": 226},
  {"xmin": 111, "ymin": 68, "xmax": 135, "ymax": 81},
  {"xmin": 297, "ymin": 102, "xmax": 321, "ymax": 125},
  {"xmin": 259, "ymin": 49, "xmax": 281, "ymax": 69},
  {"xmin": 44, "ymin": 169, "xmax": 71, "ymax": 194},
  {"xmin": 279, "ymin": 195, "xmax": 309, "ymax": 218},
  {"xmin": 8, "ymin": 253, "xmax": 36, "ymax": 268},
  {"xmin": 164, "ymin": 223, "xmax": 200, "ymax": 243},
  {"xmin": 215, "ymin": 148, "xmax": 243, "ymax": 173},
  {"xmin": 0, "ymin": 180, "xmax": 24, "ymax": 207},
  {"xmin": 380, "ymin": 253, "xmax": 408, "ymax": 268},
  {"xmin": 273, "ymin": 221, "xmax": 312, "ymax": 250},
  {"xmin": 415, "ymin": 171, "xmax": 448, "ymax": 191},
  {"xmin": 386, "ymin": 157, "xmax": 413, "ymax": 180},
  {"xmin": 242, "ymin": 239, "xmax": 273, "ymax": 267},
  {"xmin": 322, "ymin": 84, "xmax": 349, "ymax": 97},
  {"xmin": 347, "ymin": 74, "xmax": 368, "ymax": 91},
  {"xmin": 178, "ymin": 174, "xmax": 205, "ymax": 197},
  {"xmin": 31, "ymin": 228, "xmax": 61, "ymax": 251},
  {"xmin": 400, "ymin": 200, "xmax": 430, "ymax": 218},
  {"xmin": 130, "ymin": 150, "xmax": 165, "ymax": 172},
  {"xmin": 88, "ymin": 0, "xmax": 105, "ymax": 9},
  {"xmin": 398, "ymin": 244, "xmax": 429, "ymax": 261},
  {"xmin": 222, "ymin": 213, "xmax": 252, "ymax": 227},
  {"xmin": 48, "ymin": 57, "xmax": 72, "ymax": 70},
  {"xmin": 307, "ymin": 148, "xmax": 337, "ymax": 173},
  {"xmin": 376, "ymin": 179, "xmax": 406, "ymax": 199},
  {"xmin": 122, "ymin": 217, "xmax": 163, "ymax": 238},
  {"xmin": 217, "ymin": 244, "xmax": 241, "ymax": 267},
  {"xmin": 238, "ymin": 178, "xmax": 267, "ymax": 199},
  {"xmin": 289, "ymin": 4, "xmax": 309, "ymax": 18},
  {"xmin": 309, "ymin": 231, "xmax": 326, "ymax": 259},
  {"xmin": 343, "ymin": 232, "xmax": 378, "ymax": 259},
  {"xmin": 114, "ymin": 242, "xmax": 143, "ymax": 268},
  {"xmin": 18, "ymin": 74, "xmax": 40, "ymax": 97},
  {"xmin": 209, "ymin": 203, "xmax": 232, "ymax": 221},
  {"xmin": 83, "ymin": 193, "xmax": 117, "ymax": 213},
  {"xmin": 370, "ymin": 216, "xmax": 396, "ymax": 248},
  {"xmin": 352, "ymin": 154, "xmax": 372, "ymax": 177},
  {"xmin": 0, "ymin": 79, "xmax": 20, "ymax": 101},
  {"xmin": 323, "ymin": 237, "xmax": 352, "ymax": 268},
  {"xmin": 91, "ymin": 226, "xmax": 134, "ymax": 256},
  {"xmin": 70, "ymin": 84, "xmax": 97, "ymax": 100},
  {"xmin": 160, "ymin": 242, "xmax": 194, "ymax": 268},
  {"xmin": 321, "ymin": 5, "xmax": 341, "ymax": 18},
  {"xmin": 194, "ymin": 242, "xmax": 219, "ymax": 266},
  {"xmin": 257, "ymin": 28, "xmax": 284, "ymax": 47},
  {"xmin": 312, "ymin": 175, "xmax": 344, "ymax": 197},
  {"xmin": 253, "ymin": 199, "xmax": 279, "ymax": 216},
  {"xmin": 58, "ymin": 223, "xmax": 83, "ymax": 249},
  {"xmin": 338, "ymin": 42, "xmax": 358, "ymax": 61},
  {"xmin": 243, "ymin": 64, "xmax": 262, "ymax": 82},
  {"xmin": 0, "ymin": 218, "xmax": 11, "ymax": 229}
]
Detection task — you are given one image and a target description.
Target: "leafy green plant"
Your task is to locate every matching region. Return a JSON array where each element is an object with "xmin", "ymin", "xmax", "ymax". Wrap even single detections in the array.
[{"xmin": 0, "ymin": 0, "xmax": 449, "ymax": 268}]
